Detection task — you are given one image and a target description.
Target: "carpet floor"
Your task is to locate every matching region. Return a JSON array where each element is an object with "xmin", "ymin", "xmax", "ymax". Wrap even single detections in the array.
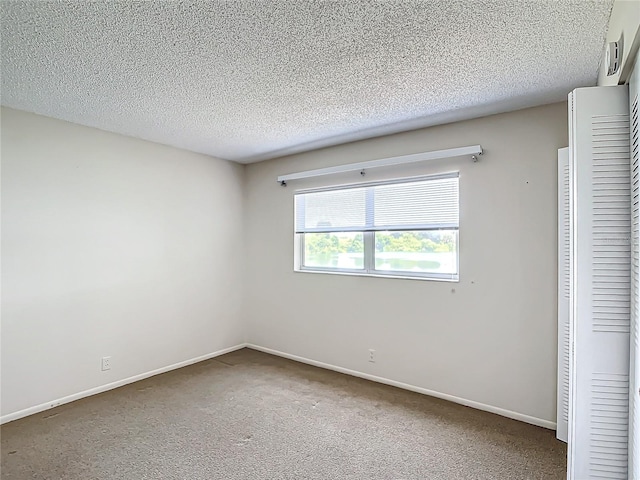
[{"xmin": 1, "ymin": 348, "xmax": 566, "ymax": 479}]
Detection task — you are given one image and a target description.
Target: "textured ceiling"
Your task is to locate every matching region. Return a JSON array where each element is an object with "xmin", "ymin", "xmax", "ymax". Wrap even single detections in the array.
[{"xmin": 1, "ymin": 1, "xmax": 613, "ymax": 163}]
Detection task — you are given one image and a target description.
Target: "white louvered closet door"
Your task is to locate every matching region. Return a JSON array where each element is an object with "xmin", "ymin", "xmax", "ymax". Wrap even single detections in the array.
[
  {"xmin": 558, "ymin": 147, "xmax": 570, "ymax": 443},
  {"xmin": 629, "ymin": 63, "xmax": 640, "ymax": 480},
  {"xmin": 568, "ymin": 86, "xmax": 631, "ymax": 480}
]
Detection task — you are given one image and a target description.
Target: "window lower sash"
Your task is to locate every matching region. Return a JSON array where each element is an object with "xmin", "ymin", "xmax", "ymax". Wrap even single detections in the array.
[{"xmin": 297, "ymin": 230, "xmax": 459, "ymax": 281}]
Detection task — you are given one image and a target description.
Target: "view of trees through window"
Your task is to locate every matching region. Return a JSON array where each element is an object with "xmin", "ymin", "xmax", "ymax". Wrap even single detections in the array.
[
  {"xmin": 304, "ymin": 232, "xmax": 364, "ymax": 269},
  {"xmin": 303, "ymin": 230, "xmax": 457, "ymax": 273}
]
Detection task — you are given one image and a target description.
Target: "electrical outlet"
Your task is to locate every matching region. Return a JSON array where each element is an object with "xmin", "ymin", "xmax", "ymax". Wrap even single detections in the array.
[
  {"xmin": 368, "ymin": 349, "xmax": 375, "ymax": 363},
  {"xmin": 101, "ymin": 356, "xmax": 112, "ymax": 371}
]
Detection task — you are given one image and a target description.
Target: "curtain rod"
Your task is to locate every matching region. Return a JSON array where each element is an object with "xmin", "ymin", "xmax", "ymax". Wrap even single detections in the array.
[{"xmin": 276, "ymin": 145, "xmax": 483, "ymax": 186}]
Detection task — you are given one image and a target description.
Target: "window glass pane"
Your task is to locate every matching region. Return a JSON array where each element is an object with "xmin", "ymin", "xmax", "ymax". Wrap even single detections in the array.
[
  {"xmin": 374, "ymin": 230, "xmax": 458, "ymax": 274},
  {"xmin": 303, "ymin": 232, "xmax": 364, "ymax": 269}
]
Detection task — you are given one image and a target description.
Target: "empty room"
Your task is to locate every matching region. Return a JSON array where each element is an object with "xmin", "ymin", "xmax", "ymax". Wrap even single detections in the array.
[{"xmin": 2, "ymin": 0, "xmax": 640, "ymax": 479}]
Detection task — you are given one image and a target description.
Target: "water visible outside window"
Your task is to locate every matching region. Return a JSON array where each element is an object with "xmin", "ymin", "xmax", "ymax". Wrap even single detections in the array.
[
  {"xmin": 375, "ymin": 230, "xmax": 457, "ymax": 274},
  {"xmin": 302, "ymin": 230, "xmax": 457, "ymax": 274}
]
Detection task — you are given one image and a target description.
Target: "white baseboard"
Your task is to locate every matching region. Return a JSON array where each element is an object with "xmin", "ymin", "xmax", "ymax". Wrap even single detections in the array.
[
  {"xmin": 246, "ymin": 343, "xmax": 557, "ymax": 430},
  {"xmin": 2, "ymin": 342, "xmax": 556, "ymax": 431},
  {"xmin": 0, "ymin": 343, "xmax": 247, "ymax": 425}
]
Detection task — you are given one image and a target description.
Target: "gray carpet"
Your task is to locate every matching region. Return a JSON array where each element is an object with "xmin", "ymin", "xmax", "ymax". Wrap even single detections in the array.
[{"xmin": 1, "ymin": 348, "xmax": 566, "ymax": 479}]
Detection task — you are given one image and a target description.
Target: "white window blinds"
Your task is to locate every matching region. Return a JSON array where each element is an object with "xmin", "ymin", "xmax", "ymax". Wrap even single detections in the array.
[{"xmin": 295, "ymin": 173, "xmax": 459, "ymax": 233}]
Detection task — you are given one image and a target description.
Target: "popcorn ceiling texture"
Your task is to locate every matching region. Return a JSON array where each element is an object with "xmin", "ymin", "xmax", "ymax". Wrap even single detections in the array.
[{"xmin": 1, "ymin": 1, "xmax": 613, "ymax": 163}]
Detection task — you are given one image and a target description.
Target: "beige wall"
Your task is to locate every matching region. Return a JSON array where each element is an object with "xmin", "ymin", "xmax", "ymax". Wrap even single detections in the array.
[
  {"xmin": 244, "ymin": 102, "xmax": 568, "ymax": 427},
  {"xmin": 1, "ymin": 108, "xmax": 246, "ymax": 419},
  {"xmin": 1, "ymin": 102, "xmax": 568, "ymax": 426}
]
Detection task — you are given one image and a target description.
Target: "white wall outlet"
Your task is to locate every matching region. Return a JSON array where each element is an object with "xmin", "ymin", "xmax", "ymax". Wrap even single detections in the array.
[
  {"xmin": 368, "ymin": 349, "xmax": 375, "ymax": 363},
  {"xmin": 101, "ymin": 356, "xmax": 112, "ymax": 371}
]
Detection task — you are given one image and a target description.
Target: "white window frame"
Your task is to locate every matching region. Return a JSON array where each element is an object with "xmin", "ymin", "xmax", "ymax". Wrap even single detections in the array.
[{"xmin": 294, "ymin": 173, "xmax": 460, "ymax": 282}]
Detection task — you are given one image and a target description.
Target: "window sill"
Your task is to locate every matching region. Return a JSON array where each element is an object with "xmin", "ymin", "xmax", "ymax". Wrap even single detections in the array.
[{"xmin": 294, "ymin": 268, "xmax": 459, "ymax": 283}]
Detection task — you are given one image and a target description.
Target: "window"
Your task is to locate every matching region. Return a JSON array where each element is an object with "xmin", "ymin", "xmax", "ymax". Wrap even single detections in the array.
[{"xmin": 294, "ymin": 172, "xmax": 459, "ymax": 281}]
